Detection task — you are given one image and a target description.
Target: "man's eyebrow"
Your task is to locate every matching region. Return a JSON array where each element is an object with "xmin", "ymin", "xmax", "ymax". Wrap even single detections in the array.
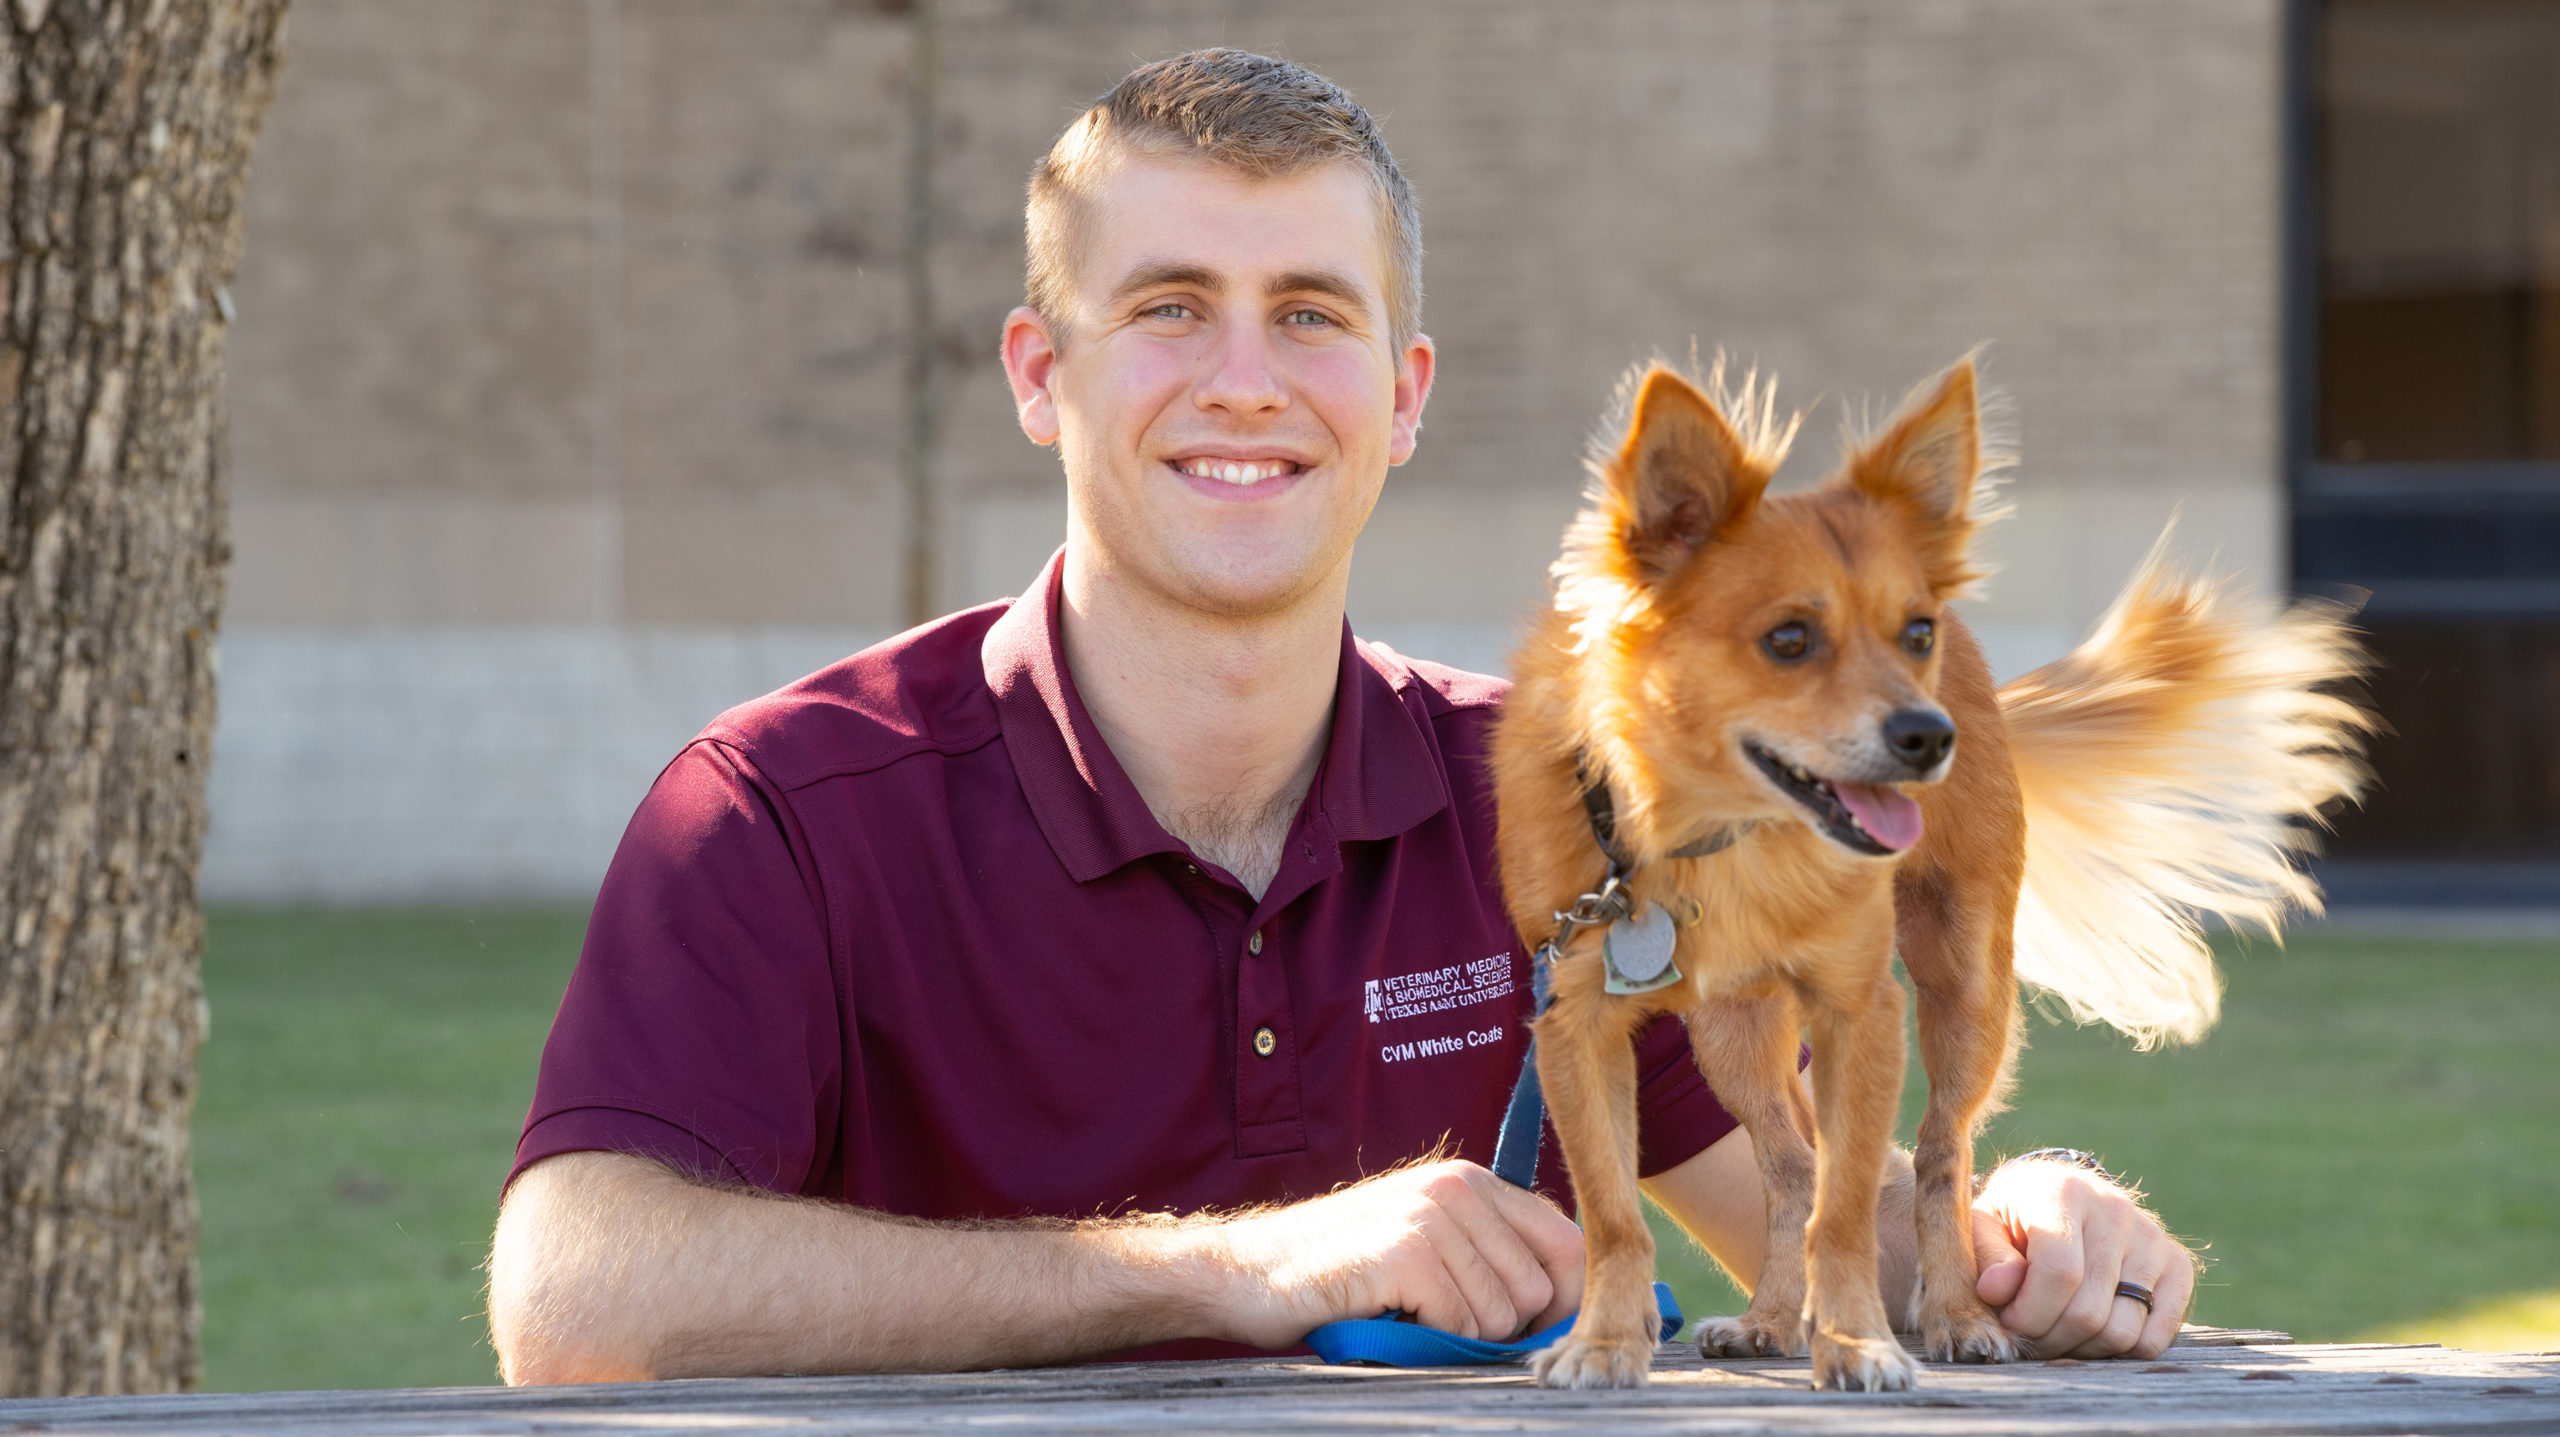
[
  {"xmin": 1268, "ymin": 269, "xmax": 1372, "ymax": 315},
  {"xmin": 1103, "ymin": 262, "xmax": 1375, "ymax": 318},
  {"xmin": 1105, "ymin": 262, "xmax": 1222, "ymax": 308}
]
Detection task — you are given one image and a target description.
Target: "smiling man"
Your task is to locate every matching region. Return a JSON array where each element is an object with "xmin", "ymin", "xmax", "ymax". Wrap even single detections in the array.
[{"xmin": 486, "ymin": 49, "xmax": 2194, "ymax": 1384}]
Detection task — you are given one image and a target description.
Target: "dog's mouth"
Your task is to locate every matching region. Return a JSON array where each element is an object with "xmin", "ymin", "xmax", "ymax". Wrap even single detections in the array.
[{"xmin": 1744, "ymin": 743, "xmax": 1925, "ymax": 856}]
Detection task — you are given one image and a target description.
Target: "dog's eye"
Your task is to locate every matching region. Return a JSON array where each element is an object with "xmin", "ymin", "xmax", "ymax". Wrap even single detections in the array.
[
  {"xmin": 1764, "ymin": 622, "xmax": 1812, "ymax": 661},
  {"xmin": 1903, "ymin": 618, "xmax": 1936, "ymax": 657}
]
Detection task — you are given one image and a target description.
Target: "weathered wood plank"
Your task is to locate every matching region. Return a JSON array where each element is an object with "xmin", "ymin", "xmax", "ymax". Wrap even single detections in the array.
[
  {"xmin": 1, "ymin": 1340, "xmax": 2552, "ymax": 1436},
  {"xmin": 2144, "ymin": 1325, "xmax": 2294, "ymax": 1347}
]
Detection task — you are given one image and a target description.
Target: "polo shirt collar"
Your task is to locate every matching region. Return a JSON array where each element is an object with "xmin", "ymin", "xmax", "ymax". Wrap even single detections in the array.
[{"xmin": 982, "ymin": 549, "xmax": 1449, "ymax": 884}]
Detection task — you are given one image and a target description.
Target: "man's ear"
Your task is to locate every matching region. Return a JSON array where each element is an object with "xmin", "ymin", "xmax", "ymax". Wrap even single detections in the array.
[
  {"xmin": 1002, "ymin": 306, "xmax": 1062, "ymax": 446},
  {"xmin": 1387, "ymin": 332, "xmax": 1436, "ymax": 466},
  {"xmin": 1852, "ymin": 359, "xmax": 1982, "ymax": 523},
  {"xmin": 1605, "ymin": 367, "xmax": 1764, "ymax": 583}
]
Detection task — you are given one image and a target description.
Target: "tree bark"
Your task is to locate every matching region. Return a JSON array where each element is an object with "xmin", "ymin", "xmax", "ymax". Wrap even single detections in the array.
[{"xmin": 0, "ymin": 0, "xmax": 285, "ymax": 1398}]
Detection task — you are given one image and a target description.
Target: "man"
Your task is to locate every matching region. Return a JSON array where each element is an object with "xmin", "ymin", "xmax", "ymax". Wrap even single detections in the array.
[{"xmin": 488, "ymin": 50, "xmax": 2194, "ymax": 1384}]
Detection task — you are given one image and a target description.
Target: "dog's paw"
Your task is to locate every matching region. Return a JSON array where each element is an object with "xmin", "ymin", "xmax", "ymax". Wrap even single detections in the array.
[
  {"xmin": 1695, "ymin": 1310, "xmax": 1805, "ymax": 1359},
  {"xmin": 1530, "ymin": 1332, "xmax": 1654, "ymax": 1389},
  {"xmin": 1810, "ymin": 1332, "xmax": 1920, "ymax": 1392},
  {"xmin": 1921, "ymin": 1301, "xmax": 2021, "ymax": 1364}
]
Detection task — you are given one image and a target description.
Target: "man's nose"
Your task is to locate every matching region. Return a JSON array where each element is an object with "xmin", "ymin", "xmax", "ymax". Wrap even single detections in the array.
[
  {"xmin": 1197, "ymin": 322, "xmax": 1287, "ymax": 417},
  {"xmin": 1882, "ymin": 708, "xmax": 1956, "ymax": 772}
]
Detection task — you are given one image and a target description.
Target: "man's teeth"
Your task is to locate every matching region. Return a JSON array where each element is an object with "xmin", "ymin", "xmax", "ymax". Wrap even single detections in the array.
[{"xmin": 1178, "ymin": 458, "xmax": 1296, "ymax": 485}]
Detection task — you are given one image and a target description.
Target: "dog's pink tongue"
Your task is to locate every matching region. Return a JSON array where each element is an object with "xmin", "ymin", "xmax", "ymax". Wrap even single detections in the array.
[{"xmin": 1833, "ymin": 782, "xmax": 1924, "ymax": 851}]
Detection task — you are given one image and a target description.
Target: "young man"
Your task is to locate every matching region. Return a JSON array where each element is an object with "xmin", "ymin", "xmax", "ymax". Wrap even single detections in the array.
[{"xmin": 488, "ymin": 50, "xmax": 2194, "ymax": 1384}]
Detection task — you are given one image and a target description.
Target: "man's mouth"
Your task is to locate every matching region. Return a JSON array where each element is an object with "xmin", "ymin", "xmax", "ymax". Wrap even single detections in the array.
[
  {"xmin": 1744, "ymin": 742, "xmax": 1925, "ymax": 856},
  {"xmin": 1170, "ymin": 456, "xmax": 1305, "ymax": 486}
]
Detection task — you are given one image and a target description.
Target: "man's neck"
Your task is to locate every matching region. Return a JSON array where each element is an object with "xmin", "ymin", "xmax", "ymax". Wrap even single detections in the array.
[{"xmin": 1058, "ymin": 546, "xmax": 1344, "ymax": 901}]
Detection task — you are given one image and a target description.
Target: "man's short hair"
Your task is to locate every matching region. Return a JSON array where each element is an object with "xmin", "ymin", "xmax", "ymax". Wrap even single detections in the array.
[{"xmin": 1025, "ymin": 49, "xmax": 1423, "ymax": 353}]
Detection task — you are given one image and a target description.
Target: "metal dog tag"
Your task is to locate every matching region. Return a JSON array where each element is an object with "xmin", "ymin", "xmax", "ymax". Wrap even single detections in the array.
[{"xmin": 1603, "ymin": 901, "xmax": 1683, "ymax": 995}]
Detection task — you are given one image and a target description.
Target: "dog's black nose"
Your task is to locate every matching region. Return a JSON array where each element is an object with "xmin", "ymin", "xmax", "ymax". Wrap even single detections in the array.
[{"xmin": 1883, "ymin": 709, "xmax": 1956, "ymax": 771}]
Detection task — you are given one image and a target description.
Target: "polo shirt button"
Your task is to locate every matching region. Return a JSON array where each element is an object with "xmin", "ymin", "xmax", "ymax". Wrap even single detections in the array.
[
  {"xmin": 1252, "ymin": 1025, "xmax": 1277, "ymax": 1057},
  {"xmin": 1247, "ymin": 929, "xmax": 1264, "ymax": 955}
]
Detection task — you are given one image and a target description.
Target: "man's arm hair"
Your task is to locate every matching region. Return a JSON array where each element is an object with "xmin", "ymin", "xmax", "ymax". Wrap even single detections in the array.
[
  {"xmin": 488, "ymin": 1151, "xmax": 1227, "ymax": 1382},
  {"xmin": 488, "ymin": 1147, "xmax": 1587, "ymax": 1383}
]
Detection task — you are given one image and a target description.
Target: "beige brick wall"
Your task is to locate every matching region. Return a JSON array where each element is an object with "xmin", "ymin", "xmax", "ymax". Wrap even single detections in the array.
[
  {"xmin": 928, "ymin": 0, "xmax": 2288, "ymax": 667},
  {"xmin": 229, "ymin": 0, "xmax": 2285, "ymax": 642},
  {"xmin": 209, "ymin": 0, "xmax": 2289, "ymax": 899},
  {"xmin": 227, "ymin": 0, "xmax": 915, "ymax": 627}
]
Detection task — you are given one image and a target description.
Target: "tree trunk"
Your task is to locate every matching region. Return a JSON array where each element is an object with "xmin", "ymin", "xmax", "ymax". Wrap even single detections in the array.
[{"xmin": 0, "ymin": 0, "xmax": 285, "ymax": 1398}]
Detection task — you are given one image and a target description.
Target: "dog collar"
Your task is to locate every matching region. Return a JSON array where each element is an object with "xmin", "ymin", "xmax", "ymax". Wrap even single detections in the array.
[
  {"xmin": 1575, "ymin": 755, "xmax": 1754, "ymax": 867},
  {"xmin": 1487, "ymin": 759, "xmax": 1754, "ymax": 1193}
]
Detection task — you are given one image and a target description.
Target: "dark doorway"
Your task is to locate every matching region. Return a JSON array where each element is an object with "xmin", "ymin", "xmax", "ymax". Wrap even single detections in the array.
[{"xmin": 2295, "ymin": 0, "xmax": 2560, "ymax": 876}]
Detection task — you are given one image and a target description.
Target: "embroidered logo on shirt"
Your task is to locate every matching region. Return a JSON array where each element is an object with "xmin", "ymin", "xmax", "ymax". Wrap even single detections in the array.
[
  {"xmin": 1369, "ymin": 954, "xmax": 1515, "ymax": 1025},
  {"xmin": 1381, "ymin": 1026, "xmax": 1504, "ymax": 1063}
]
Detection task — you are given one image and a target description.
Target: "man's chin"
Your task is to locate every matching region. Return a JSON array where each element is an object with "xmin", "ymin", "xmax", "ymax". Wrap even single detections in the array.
[
  {"xmin": 1124, "ymin": 543, "xmax": 1348, "ymax": 623},
  {"xmin": 1066, "ymin": 498, "xmax": 1365, "ymax": 625},
  {"xmin": 1165, "ymin": 566, "xmax": 1334, "ymax": 621}
]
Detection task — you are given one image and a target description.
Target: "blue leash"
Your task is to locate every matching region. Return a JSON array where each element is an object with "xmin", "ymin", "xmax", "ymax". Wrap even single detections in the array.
[
  {"xmin": 1306, "ymin": 946, "xmax": 1686, "ymax": 1365},
  {"xmin": 1488, "ymin": 944, "xmax": 1557, "ymax": 1191},
  {"xmin": 1304, "ymin": 1282, "xmax": 1684, "ymax": 1367}
]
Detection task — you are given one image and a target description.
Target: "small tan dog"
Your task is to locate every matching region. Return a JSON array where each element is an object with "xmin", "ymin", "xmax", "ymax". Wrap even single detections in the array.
[{"xmin": 1490, "ymin": 358, "xmax": 2369, "ymax": 1391}]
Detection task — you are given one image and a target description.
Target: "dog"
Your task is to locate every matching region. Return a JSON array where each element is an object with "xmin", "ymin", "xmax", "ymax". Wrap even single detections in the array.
[{"xmin": 1489, "ymin": 357, "xmax": 2370, "ymax": 1391}]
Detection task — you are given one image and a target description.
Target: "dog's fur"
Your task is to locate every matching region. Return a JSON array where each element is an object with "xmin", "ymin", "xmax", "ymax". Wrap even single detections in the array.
[{"xmin": 1490, "ymin": 358, "xmax": 2370, "ymax": 1391}]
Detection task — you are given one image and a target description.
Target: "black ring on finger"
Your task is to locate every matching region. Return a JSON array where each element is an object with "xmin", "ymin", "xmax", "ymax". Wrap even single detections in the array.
[{"xmin": 2114, "ymin": 1281, "xmax": 2155, "ymax": 1312}]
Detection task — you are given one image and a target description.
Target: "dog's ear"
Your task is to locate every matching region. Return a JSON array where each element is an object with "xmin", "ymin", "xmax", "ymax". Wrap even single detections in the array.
[
  {"xmin": 1853, "ymin": 360, "xmax": 1981, "ymax": 523},
  {"xmin": 1606, "ymin": 368, "xmax": 1764, "ymax": 583},
  {"xmin": 1851, "ymin": 359, "xmax": 1996, "ymax": 595}
]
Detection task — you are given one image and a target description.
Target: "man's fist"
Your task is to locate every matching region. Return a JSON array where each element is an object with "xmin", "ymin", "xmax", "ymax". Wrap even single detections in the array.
[
  {"xmin": 1971, "ymin": 1158, "xmax": 2197, "ymax": 1360},
  {"xmin": 1205, "ymin": 1160, "xmax": 1586, "ymax": 1349}
]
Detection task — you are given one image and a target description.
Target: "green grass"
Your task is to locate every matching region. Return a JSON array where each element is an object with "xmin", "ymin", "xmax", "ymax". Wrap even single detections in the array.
[
  {"xmin": 195, "ymin": 912, "xmax": 2560, "ymax": 1392},
  {"xmin": 195, "ymin": 909, "xmax": 584, "ymax": 1392},
  {"xmin": 1647, "ymin": 933, "xmax": 2560, "ymax": 1347}
]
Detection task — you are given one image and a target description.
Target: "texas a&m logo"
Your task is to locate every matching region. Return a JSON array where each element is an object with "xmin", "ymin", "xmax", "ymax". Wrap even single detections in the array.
[{"xmin": 1366, "ymin": 955, "xmax": 1514, "ymax": 1025}]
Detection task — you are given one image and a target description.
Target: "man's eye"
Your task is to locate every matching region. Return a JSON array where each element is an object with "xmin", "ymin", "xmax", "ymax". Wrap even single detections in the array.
[
  {"xmin": 1146, "ymin": 303, "xmax": 1195, "ymax": 321},
  {"xmin": 1284, "ymin": 308, "xmax": 1331, "ymax": 327}
]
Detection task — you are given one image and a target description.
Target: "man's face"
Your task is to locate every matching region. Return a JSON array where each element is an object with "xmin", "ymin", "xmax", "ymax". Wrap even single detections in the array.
[{"xmin": 1003, "ymin": 154, "xmax": 1434, "ymax": 619}]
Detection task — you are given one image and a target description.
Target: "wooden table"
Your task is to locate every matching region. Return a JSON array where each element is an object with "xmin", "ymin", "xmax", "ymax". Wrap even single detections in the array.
[{"xmin": 6, "ymin": 1331, "xmax": 2555, "ymax": 1435}]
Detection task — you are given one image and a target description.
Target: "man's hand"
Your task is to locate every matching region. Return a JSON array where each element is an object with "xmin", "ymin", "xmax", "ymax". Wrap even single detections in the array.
[
  {"xmin": 1208, "ymin": 1160, "xmax": 1585, "ymax": 1348},
  {"xmin": 1971, "ymin": 1158, "xmax": 2196, "ymax": 1359}
]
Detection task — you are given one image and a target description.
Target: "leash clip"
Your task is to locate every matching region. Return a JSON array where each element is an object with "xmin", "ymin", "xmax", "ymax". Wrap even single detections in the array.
[{"xmin": 1553, "ymin": 863, "xmax": 1637, "ymax": 938}]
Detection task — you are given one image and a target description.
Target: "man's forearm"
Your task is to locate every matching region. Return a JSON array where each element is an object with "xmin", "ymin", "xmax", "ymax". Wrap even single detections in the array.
[
  {"xmin": 489, "ymin": 1152, "xmax": 1230, "ymax": 1383},
  {"xmin": 1642, "ymin": 1129, "xmax": 1920, "ymax": 1321}
]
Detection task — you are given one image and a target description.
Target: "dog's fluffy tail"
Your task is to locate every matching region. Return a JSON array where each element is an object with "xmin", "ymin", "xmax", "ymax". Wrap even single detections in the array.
[{"xmin": 1996, "ymin": 535, "xmax": 2373, "ymax": 1048}]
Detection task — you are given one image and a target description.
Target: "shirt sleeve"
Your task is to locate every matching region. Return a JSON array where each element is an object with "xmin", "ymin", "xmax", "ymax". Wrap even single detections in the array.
[{"xmin": 508, "ymin": 739, "xmax": 841, "ymax": 1196}]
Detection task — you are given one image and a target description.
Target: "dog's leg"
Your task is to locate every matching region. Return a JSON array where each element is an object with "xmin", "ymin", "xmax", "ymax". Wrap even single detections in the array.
[
  {"xmin": 1684, "ymin": 989, "xmax": 1816, "ymax": 1359},
  {"xmin": 1800, "ymin": 958, "xmax": 1922, "ymax": 1392},
  {"xmin": 1898, "ymin": 860, "xmax": 2025, "ymax": 1363},
  {"xmin": 1526, "ymin": 963, "xmax": 1658, "ymax": 1390}
]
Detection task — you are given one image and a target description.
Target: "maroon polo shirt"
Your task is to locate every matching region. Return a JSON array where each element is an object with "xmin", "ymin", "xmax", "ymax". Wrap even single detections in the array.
[{"xmin": 514, "ymin": 552, "xmax": 1741, "ymax": 1340}]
